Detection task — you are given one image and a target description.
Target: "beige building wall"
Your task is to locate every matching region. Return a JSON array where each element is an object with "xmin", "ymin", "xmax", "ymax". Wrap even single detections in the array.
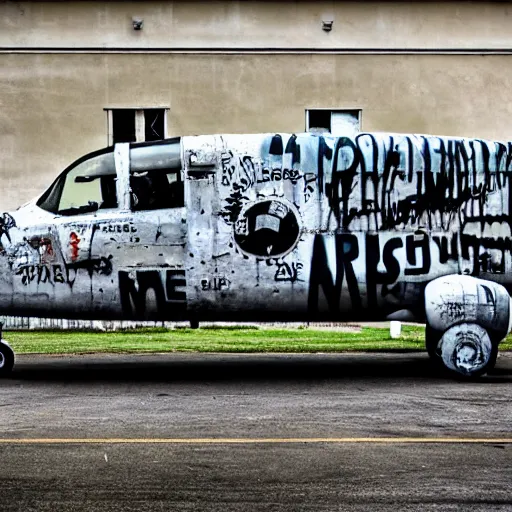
[
  {"xmin": 1, "ymin": 1, "xmax": 512, "ymax": 49},
  {"xmin": 0, "ymin": 1, "xmax": 512, "ymax": 210}
]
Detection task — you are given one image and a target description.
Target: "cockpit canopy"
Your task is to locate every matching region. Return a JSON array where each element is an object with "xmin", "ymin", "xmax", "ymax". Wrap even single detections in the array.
[{"xmin": 37, "ymin": 139, "xmax": 183, "ymax": 216}]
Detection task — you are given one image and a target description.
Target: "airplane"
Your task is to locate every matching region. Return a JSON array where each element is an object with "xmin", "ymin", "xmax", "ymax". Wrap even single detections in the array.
[{"xmin": 0, "ymin": 131, "xmax": 510, "ymax": 378}]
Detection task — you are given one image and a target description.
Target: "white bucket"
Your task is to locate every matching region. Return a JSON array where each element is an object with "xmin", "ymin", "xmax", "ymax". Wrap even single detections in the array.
[{"xmin": 390, "ymin": 321, "xmax": 402, "ymax": 339}]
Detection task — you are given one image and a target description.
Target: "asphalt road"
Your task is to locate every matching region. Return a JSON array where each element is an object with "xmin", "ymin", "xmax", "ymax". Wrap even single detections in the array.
[{"xmin": 0, "ymin": 352, "xmax": 511, "ymax": 511}]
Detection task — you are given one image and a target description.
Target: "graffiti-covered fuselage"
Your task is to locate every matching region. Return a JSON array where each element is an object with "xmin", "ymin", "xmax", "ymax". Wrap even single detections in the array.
[{"xmin": 1, "ymin": 132, "xmax": 511, "ymax": 323}]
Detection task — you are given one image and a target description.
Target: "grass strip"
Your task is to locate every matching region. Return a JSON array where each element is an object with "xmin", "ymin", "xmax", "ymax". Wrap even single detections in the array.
[{"xmin": 3, "ymin": 325, "xmax": 512, "ymax": 355}]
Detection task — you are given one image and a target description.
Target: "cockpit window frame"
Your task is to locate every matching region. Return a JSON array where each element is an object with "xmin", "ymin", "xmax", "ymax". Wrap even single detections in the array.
[
  {"xmin": 37, "ymin": 146, "xmax": 117, "ymax": 216},
  {"xmin": 128, "ymin": 138, "xmax": 184, "ymax": 212},
  {"xmin": 36, "ymin": 138, "xmax": 183, "ymax": 216}
]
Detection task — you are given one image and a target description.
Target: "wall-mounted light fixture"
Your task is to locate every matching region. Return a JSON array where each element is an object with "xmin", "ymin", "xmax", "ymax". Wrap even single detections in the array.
[
  {"xmin": 132, "ymin": 17, "xmax": 144, "ymax": 30},
  {"xmin": 322, "ymin": 20, "xmax": 333, "ymax": 32}
]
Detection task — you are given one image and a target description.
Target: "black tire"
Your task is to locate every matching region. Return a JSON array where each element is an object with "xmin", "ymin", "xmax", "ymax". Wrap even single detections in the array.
[
  {"xmin": 0, "ymin": 342, "xmax": 14, "ymax": 377},
  {"xmin": 425, "ymin": 325, "xmax": 442, "ymax": 361},
  {"xmin": 479, "ymin": 339, "xmax": 499, "ymax": 377}
]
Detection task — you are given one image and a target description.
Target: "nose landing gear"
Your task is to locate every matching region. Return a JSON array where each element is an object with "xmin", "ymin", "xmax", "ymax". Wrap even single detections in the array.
[{"xmin": 0, "ymin": 323, "xmax": 14, "ymax": 377}]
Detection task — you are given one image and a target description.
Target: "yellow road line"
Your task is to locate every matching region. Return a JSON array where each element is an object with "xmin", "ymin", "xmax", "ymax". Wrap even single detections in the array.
[{"xmin": 0, "ymin": 437, "xmax": 510, "ymax": 444}]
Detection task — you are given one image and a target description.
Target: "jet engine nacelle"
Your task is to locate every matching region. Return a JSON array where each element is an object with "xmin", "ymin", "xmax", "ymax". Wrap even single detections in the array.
[{"xmin": 425, "ymin": 275, "xmax": 512, "ymax": 376}]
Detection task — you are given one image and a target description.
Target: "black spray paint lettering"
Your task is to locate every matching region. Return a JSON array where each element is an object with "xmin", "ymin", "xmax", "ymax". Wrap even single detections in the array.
[
  {"xmin": 101, "ymin": 223, "xmax": 137, "ymax": 234},
  {"xmin": 254, "ymin": 257, "xmax": 304, "ymax": 283},
  {"xmin": 221, "ymin": 152, "xmax": 256, "ymax": 192},
  {"xmin": 13, "ymin": 259, "xmax": 112, "ymax": 289},
  {"xmin": 166, "ymin": 270, "xmax": 186, "ymax": 303},
  {"xmin": 201, "ymin": 276, "xmax": 231, "ymax": 291},
  {"xmin": 257, "ymin": 168, "xmax": 305, "ymax": 184},
  {"xmin": 365, "ymin": 234, "xmax": 403, "ymax": 309},
  {"xmin": 431, "ymin": 230, "xmax": 509, "ymax": 275},
  {"xmin": 119, "ymin": 269, "xmax": 186, "ymax": 320},
  {"xmin": 237, "ymin": 156, "xmax": 256, "ymax": 191},
  {"xmin": 366, "ymin": 233, "xmax": 432, "ymax": 306},
  {"xmin": 67, "ymin": 256, "xmax": 113, "ymax": 278},
  {"xmin": 308, "ymin": 233, "xmax": 433, "ymax": 314},
  {"xmin": 303, "ymin": 173, "xmax": 317, "ymax": 203},
  {"xmin": 326, "ymin": 134, "xmax": 512, "ymax": 230},
  {"xmin": 221, "ymin": 190, "xmax": 250, "ymax": 225},
  {"xmin": 274, "ymin": 262, "xmax": 303, "ymax": 283},
  {"xmin": 433, "ymin": 234, "xmax": 460, "ymax": 265},
  {"xmin": 262, "ymin": 134, "xmax": 318, "ymax": 202},
  {"xmin": 221, "ymin": 151, "xmax": 235, "ymax": 187},
  {"xmin": 221, "ymin": 134, "xmax": 321, "ymax": 225},
  {"xmin": 308, "ymin": 234, "xmax": 362, "ymax": 315},
  {"xmin": 404, "ymin": 232, "xmax": 431, "ymax": 276},
  {"xmin": 16, "ymin": 264, "xmax": 72, "ymax": 287}
]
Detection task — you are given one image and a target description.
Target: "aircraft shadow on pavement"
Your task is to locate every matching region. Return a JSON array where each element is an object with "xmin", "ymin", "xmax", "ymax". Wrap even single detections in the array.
[{"xmin": 8, "ymin": 353, "xmax": 512, "ymax": 384}]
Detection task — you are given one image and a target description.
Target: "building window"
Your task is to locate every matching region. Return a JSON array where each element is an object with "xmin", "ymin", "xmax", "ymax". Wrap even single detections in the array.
[
  {"xmin": 306, "ymin": 109, "xmax": 361, "ymax": 136},
  {"xmin": 106, "ymin": 108, "xmax": 168, "ymax": 145}
]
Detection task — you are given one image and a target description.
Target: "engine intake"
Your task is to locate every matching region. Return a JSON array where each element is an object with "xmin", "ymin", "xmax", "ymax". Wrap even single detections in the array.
[{"xmin": 424, "ymin": 275, "xmax": 512, "ymax": 376}]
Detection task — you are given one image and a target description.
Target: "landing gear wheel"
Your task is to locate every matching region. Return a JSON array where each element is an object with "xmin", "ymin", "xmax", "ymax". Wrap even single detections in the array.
[
  {"xmin": 0, "ymin": 341, "xmax": 14, "ymax": 377},
  {"xmin": 438, "ymin": 323, "xmax": 498, "ymax": 378}
]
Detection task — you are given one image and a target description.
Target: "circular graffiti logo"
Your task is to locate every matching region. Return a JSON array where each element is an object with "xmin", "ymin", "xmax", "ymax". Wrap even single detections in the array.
[{"xmin": 233, "ymin": 198, "xmax": 301, "ymax": 258}]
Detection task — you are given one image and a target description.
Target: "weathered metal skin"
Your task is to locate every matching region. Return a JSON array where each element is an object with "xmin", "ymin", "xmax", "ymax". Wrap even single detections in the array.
[
  {"xmin": 1, "ymin": 131, "xmax": 512, "ymax": 336},
  {"xmin": 425, "ymin": 275, "xmax": 512, "ymax": 375},
  {"xmin": 425, "ymin": 276, "xmax": 512, "ymax": 336}
]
